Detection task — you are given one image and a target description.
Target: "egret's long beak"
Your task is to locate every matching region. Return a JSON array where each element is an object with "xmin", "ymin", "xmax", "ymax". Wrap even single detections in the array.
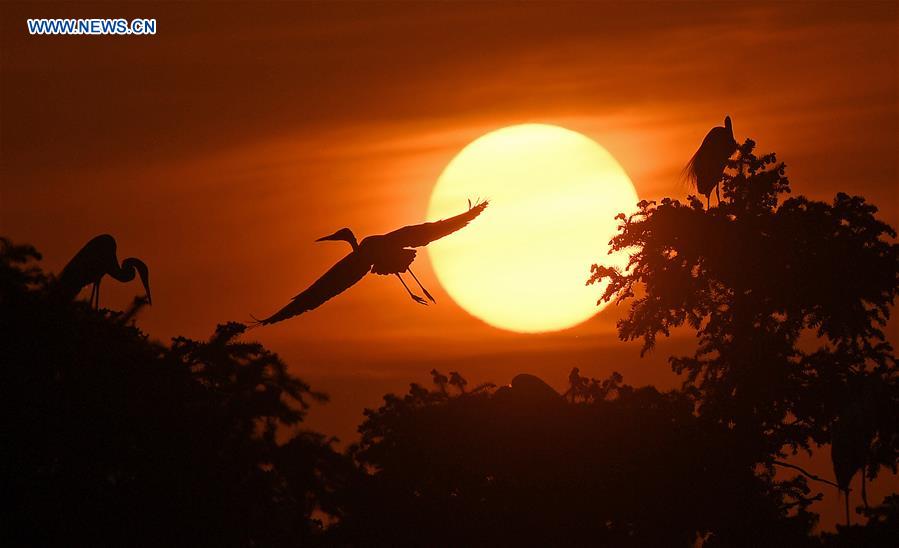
[
  {"xmin": 316, "ymin": 231, "xmax": 341, "ymax": 242},
  {"xmin": 134, "ymin": 260, "xmax": 152, "ymax": 305}
]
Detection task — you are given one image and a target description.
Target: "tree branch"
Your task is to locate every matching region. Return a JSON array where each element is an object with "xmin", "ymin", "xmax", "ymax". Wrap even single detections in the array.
[{"xmin": 770, "ymin": 460, "xmax": 842, "ymax": 490}]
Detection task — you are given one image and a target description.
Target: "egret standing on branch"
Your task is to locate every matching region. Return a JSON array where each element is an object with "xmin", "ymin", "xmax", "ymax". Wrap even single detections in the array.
[
  {"xmin": 58, "ymin": 234, "xmax": 151, "ymax": 309},
  {"xmin": 257, "ymin": 200, "xmax": 488, "ymax": 325},
  {"xmin": 684, "ymin": 115, "xmax": 738, "ymax": 208}
]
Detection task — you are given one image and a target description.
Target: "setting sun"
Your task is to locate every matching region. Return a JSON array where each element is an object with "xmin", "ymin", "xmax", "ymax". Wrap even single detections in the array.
[{"xmin": 427, "ymin": 124, "xmax": 639, "ymax": 333}]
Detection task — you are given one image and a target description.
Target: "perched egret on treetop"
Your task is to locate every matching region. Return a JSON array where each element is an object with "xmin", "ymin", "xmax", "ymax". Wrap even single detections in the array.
[
  {"xmin": 58, "ymin": 234, "xmax": 151, "ymax": 309},
  {"xmin": 684, "ymin": 116, "xmax": 739, "ymax": 208}
]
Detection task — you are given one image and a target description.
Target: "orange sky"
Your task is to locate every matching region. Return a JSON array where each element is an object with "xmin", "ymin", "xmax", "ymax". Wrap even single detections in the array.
[{"xmin": 2, "ymin": 1, "xmax": 897, "ymax": 527}]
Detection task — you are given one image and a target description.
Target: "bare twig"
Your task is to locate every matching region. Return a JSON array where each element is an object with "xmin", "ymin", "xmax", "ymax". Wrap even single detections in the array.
[{"xmin": 770, "ymin": 460, "xmax": 842, "ymax": 490}]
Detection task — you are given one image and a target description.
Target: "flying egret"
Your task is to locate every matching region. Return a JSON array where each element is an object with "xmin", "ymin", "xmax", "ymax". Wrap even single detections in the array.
[{"xmin": 258, "ymin": 201, "xmax": 487, "ymax": 325}]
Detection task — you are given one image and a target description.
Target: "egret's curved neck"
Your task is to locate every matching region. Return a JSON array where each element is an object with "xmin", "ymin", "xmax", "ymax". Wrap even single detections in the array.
[
  {"xmin": 110, "ymin": 259, "xmax": 137, "ymax": 282},
  {"xmin": 345, "ymin": 232, "xmax": 359, "ymax": 251}
]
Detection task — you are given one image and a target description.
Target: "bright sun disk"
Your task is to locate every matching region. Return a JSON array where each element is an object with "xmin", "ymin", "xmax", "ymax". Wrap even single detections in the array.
[{"xmin": 427, "ymin": 124, "xmax": 638, "ymax": 333}]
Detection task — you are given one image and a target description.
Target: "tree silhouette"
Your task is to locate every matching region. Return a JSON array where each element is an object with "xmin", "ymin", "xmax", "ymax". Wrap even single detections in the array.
[
  {"xmin": 1, "ymin": 238, "xmax": 348, "ymax": 546},
  {"xmin": 590, "ymin": 139, "xmax": 899, "ymax": 527},
  {"xmin": 333, "ymin": 369, "xmax": 820, "ymax": 547},
  {"xmin": 819, "ymin": 494, "xmax": 899, "ymax": 547},
  {"xmin": 4, "ymin": 135, "xmax": 897, "ymax": 546}
]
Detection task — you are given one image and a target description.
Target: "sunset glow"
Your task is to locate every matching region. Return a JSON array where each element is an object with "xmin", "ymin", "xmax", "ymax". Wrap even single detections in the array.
[
  {"xmin": 427, "ymin": 124, "xmax": 639, "ymax": 333},
  {"xmin": 3, "ymin": 2, "xmax": 897, "ymax": 534}
]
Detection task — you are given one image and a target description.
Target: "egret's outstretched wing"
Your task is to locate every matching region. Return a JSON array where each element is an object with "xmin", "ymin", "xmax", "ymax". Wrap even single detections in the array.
[
  {"xmin": 260, "ymin": 252, "xmax": 372, "ymax": 325},
  {"xmin": 383, "ymin": 201, "xmax": 488, "ymax": 248}
]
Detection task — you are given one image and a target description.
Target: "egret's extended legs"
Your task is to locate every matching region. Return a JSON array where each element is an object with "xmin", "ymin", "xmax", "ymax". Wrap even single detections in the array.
[
  {"xmin": 395, "ymin": 274, "xmax": 427, "ymax": 305},
  {"xmin": 90, "ymin": 282, "xmax": 101, "ymax": 309},
  {"xmin": 407, "ymin": 268, "xmax": 435, "ymax": 303},
  {"xmin": 845, "ymin": 490, "xmax": 850, "ymax": 526}
]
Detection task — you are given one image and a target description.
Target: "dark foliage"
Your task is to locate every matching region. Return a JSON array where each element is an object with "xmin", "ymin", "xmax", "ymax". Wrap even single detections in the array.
[
  {"xmin": 819, "ymin": 495, "xmax": 899, "ymax": 547},
  {"xmin": 590, "ymin": 139, "xmax": 899, "ymax": 530},
  {"xmin": 332, "ymin": 370, "xmax": 819, "ymax": 547},
  {"xmin": 0, "ymin": 238, "xmax": 348, "ymax": 547},
  {"xmin": 3, "ymin": 133, "xmax": 897, "ymax": 546}
]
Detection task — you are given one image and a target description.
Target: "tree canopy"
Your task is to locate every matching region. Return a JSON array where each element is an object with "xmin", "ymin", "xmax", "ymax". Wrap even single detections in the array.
[
  {"xmin": 1, "ymin": 238, "xmax": 348, "ymax": 546},
  {"xmin": 2, "ymin": 136, "xmax": 896, "ymax": 546},
  {"xmin": 331, "ymin": 369, "xmax": 829, "ymax": 547},
  {"xmin": 590, "ymin": 139, "xmax": 898, "ymax": 529}
]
